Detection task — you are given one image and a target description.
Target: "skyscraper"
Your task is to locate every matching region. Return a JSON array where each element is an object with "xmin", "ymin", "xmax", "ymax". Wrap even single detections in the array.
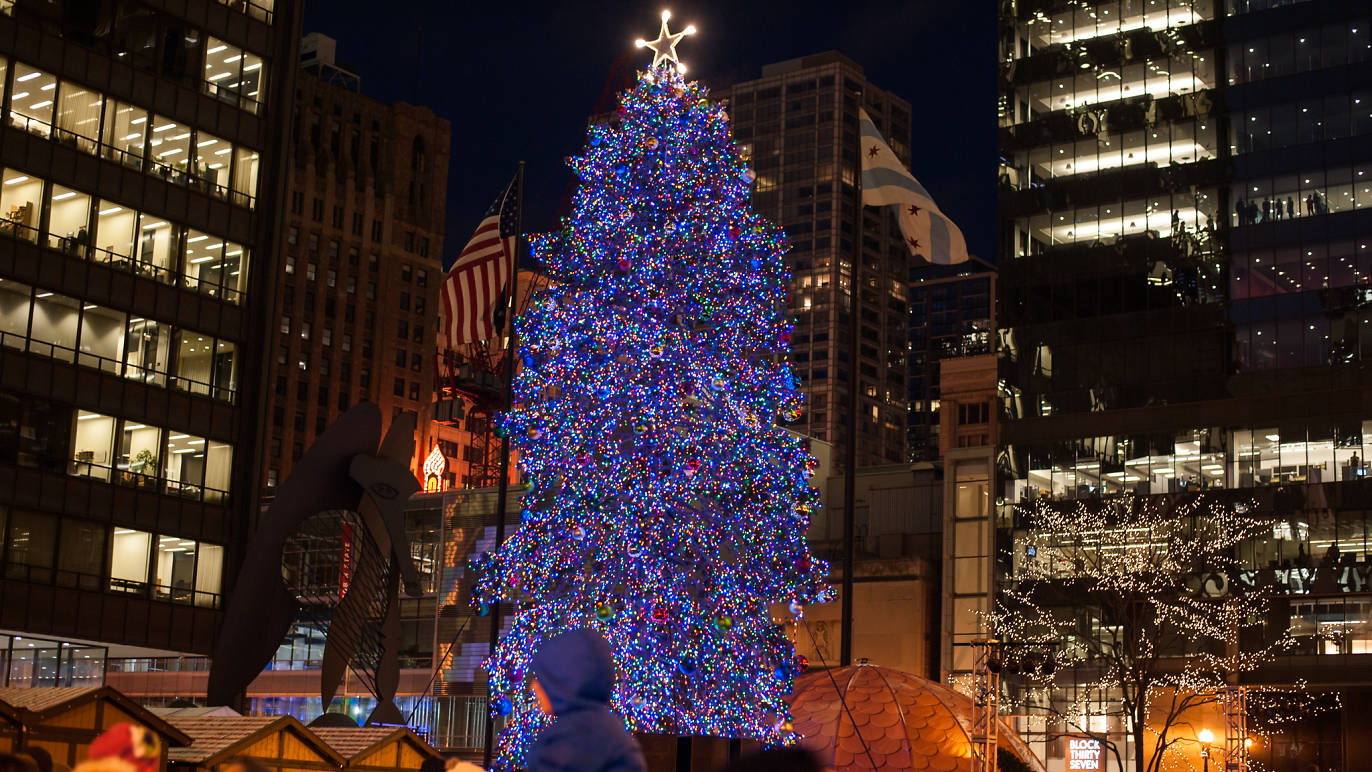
[
  {"xmin": 261, "ymin": 33, "xmax": 450, "ymax": 494},
  {"xmin": 725, "ymin": 51, "xmax": 913, "ymax": 467},
  {"xmin": 998, "ymin": 0, "xmax": 1372, "ymax": 766},
  {"xmin": 0, "ymin": 0, "xmax": 300, "ymax": 660}
]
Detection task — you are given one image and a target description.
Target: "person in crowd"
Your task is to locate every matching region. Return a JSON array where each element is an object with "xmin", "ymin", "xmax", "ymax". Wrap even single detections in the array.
[
  {"xmin": 526, "ymin": 628, "xmax": 645, "ymax": 772},
  {"xmin": 719, "ymin": 748, "xmax": 822, "ymax": 772},
  {"xmin": 0, "ymin": 755, "xmax": 38, "ymax": 772},
  {"xmin": 1286, "ymin": 196, "xmax": 1295, "ymax": 218},
  {"xmin": 1236, "ymin": 198, "xmax": 1248, "ymax": 225},
  {"xmin": 1306, "ymin": 193, "xmax": 1315, "ymax": 216},
  {"xmin": 71, "ymin": 724, "xmax": 161, "ymax": 772},
  {"xmin": 442, "ymin": 758, "xmax": 485, "ymax": 772},
  {"xmin": 1262, "ymin": 198, "xmax": 1271, "ymax": 222},
  {"xmin": 17, "ymin": 748, "xmax": 51, "ymax": 772}
]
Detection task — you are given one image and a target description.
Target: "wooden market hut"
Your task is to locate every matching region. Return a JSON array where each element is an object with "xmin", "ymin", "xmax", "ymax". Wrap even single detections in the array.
[
  {"xmin": 166, "ymin": 716, "xmax": 344, "ymax": 772},
  {"xmin": 0, "ymin": 697, "xmax": 20, "ymax": 753},
  {"xmin": 310, "ymin": 727, "xmax": 440, "ymax": 772},
  {"xmin": 0, "ymin": 686, "xmax": 191, "ymax": 771}
]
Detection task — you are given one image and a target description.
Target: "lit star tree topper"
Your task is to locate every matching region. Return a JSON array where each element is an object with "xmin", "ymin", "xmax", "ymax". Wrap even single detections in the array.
[
  {"xmin": 635, "ymin": 9, "xmax": 696, "ymax": 73},
  {"xmin": 471, "ymin": 12, "xmax": 830, "ymax": 769}
]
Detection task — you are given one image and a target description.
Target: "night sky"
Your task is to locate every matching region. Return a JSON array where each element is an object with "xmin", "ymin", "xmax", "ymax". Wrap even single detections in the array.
[{"xmin": 303, "ymin": 0, "xmax": 996, "ymax": 264}]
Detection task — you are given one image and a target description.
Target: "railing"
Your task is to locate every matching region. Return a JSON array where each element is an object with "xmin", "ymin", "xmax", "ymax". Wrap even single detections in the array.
[
  {"xmin": 107, "ymin": 656, "xmax": 211, "ymax": 673},
  {"xmin": 3, "ymin": 564, "xmax": 221, "ymax": 608},
  {"xmin": 215, "ymin": 0, "xmax": 274, "ymax": 25},
  {"xmin": 0, "ymin": 328, "xmax": 235, "ymax": 403},
  {"xmin": 7, "ymin": 110, "xmax": 256, "ymax": 209},
  {"xmin": 67, "ymin": 457, "xmax": 230, "ymax": 506},
  {"xmin": 205, "ymin": 81, "xmax": 264, "ymax": 115},
  {"xmin": 0, "ymin": 217, "xmax": 245, "ymax": 304}
]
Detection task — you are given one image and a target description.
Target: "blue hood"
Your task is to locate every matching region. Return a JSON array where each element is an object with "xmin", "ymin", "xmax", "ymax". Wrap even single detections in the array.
[{"xmin": 532, "ymin": 628, "xmax": 615, "ymax": 714}]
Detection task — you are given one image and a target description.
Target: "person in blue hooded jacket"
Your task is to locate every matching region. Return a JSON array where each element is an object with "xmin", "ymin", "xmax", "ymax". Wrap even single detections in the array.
[
  {"xmin": 526, "ymin": 628, "xmax": 645, "ymax": 772},
  {"xmin": 526, "ymin": 628, "xmax": 650, "ymax": 772}
]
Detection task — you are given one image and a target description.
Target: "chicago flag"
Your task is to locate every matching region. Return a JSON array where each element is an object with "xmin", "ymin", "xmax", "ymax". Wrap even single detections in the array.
[{"xmin": 859, "ymin": 107, "xmax": 969, "ymax": 265}]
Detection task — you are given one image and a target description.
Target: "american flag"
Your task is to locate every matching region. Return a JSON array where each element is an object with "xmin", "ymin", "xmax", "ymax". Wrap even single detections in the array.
[{"xmin": 441, "ymin": 174, "xmax": 520, "ymax": 345}]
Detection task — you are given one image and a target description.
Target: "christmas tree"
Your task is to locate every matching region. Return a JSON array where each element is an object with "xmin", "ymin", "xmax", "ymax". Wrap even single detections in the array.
[{"xmin": 473, "ymin": 14, "xmax": 829, "ymax": 767}]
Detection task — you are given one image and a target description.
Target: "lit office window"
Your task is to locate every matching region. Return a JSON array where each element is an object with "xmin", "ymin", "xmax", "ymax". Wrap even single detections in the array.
[
  {"xmin": 204, "ymin": 38, "xmax": 265, "ymax": 113},
  {"xmin": 0, "ymin": 168, "xmax": 42, "ymax": 241},
  {"xmin": 110, "ymin": 528, "xmax": 151, "ymax": 594},
  {"xmin": 9, "ymin": 62, "xmax": 56, "ymax": 136}
]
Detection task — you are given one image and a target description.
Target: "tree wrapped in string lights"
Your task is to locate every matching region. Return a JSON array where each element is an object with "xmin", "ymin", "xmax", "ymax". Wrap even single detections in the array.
[
  {"xmin": 470, "ymin": 50, "xmax": 830, "ymax": 768},
  {"xmin": 987, "ymin": 495, "xmax": 1317, "ymax": 772}
]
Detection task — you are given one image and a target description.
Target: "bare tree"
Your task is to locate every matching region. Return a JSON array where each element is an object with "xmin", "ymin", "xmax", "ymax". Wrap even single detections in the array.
[{"xmin": 988, "ymin": 495, "xmax": 1297, "ymax": 772}]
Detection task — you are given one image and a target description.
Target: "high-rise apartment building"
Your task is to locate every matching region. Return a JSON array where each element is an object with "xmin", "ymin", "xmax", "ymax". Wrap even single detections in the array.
[
  {"xmin": 261, "ymin": 34, "xmax": 450, "ymax": 493},
  {"xmin": 0, "ymin": 0, "xmax": 300, "ymax": 660},
  {"xmin": 998, "ymin": 0, "xmax": 1372, "ymax": 766},
  {"xmin": 906, "ymin": 259, "xmax": 996, "ymax": 463},
  {"xmin": 724, "ymin": 52, "xmax": 913, "ymax": 467}
]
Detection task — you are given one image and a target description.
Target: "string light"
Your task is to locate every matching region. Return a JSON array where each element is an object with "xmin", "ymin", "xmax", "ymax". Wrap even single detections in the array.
[
  {"xmin": 985, "ymin": 495, "xmax": 1336, "ymax": 770},
  {"xmin": 472, "ymin": 56, "xmax": 829, "ymax": 769}
]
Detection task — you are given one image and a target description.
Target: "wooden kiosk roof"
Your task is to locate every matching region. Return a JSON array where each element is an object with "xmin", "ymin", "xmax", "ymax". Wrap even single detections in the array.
[
  {"xmin": 166, "ymin": 715, "xmax": 345, "ymax": 769},
  {"xmin": 311, "ymin": 727, "xmax": 441, "ymax": 771},
  {"xmin": 0, "ymin": 686, "xmax": 191, "ymax": 770}
]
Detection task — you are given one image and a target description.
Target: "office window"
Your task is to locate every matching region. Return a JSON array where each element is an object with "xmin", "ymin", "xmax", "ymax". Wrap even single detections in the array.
[
  {"xmin": 109, "ymin": 528, "xmax": 151, "ymax": 594},
  {"xmin": 393, "ymin": 377, "xmax": 405, "ymax": 396},
  {"xmin": 204, "ymin": 37, "xmax": 266, "ymax": 112}
]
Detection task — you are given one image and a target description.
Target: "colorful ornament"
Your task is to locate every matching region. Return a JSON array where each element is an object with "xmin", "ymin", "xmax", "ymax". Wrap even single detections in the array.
[{"xmin": 474, "ymin": 43, "xmax": 827, "ymax": 768}]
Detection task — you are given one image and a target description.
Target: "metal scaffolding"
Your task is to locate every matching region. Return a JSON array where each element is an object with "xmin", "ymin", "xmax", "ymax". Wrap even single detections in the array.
[
  {"xmin": 1222, "ymin": 686, "xmax": 1247, "ymax": 772},
  {"xmin": 971, "ymin": 639, "xmax": 1002, "ymax": 772}
]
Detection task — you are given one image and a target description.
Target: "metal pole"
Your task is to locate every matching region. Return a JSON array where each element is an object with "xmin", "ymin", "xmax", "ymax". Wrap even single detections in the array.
[
  {"xmin": 840, "ymin": 89, "xmax": 864, "ymax": 666},
  {"xmin": 482, "ymin": 162, "xmax": 524, "ymax": 768}
]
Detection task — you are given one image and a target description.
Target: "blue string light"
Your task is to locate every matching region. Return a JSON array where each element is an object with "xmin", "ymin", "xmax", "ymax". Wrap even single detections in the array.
[{"xmin": 473, "ymin": 62, "xmax": 831, "ymax": 769}]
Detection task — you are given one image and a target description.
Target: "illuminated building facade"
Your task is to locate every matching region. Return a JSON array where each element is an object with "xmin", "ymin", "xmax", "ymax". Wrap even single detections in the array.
[
  {"xmin": 260, "ymin": 34, "xmax": 450, "ymax": 494},
  {"xmin": 0, "ymin": 0, "xmax": 300, "ymax": 656},
  {"xmin": 998, "ymin": 0, "xmax": 1372, "ymax": 767}
]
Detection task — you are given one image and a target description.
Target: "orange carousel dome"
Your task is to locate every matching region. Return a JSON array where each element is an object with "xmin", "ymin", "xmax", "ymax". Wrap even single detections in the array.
[{"xmin": 787, "ymin": 663, "xmax": 1046, "ymax": 772}]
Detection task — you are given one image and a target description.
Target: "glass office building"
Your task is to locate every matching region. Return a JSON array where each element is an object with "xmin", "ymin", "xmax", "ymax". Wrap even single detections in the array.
[
  {"xmin": 0, "ymin": 0, "xmax": 300, "ymax": 654},
  {"xmin": 998, "ymin": 0, "xmax": 1372, "ymax": 767}
]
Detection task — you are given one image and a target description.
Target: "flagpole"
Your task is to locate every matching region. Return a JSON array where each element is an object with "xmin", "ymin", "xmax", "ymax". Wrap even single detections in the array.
[
  {"xmin": 840, "ymin": 93, "xmax": 862, "ymax": 668},
  {"xmin": 483, "ymin": 161, "xmax": 524, "ymax": 768}
]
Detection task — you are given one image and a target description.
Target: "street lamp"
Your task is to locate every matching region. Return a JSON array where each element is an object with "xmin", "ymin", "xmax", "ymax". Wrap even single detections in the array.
[{"xmin": 1197, "ymin": 728, "xmax": 1214, "ymax": 772}]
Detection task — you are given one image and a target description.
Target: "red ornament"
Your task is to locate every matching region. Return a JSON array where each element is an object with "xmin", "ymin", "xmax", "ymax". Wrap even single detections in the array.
[
  {"xmin": 779, "ymin": 331, "xmax": 792, "ymax": 344},
  {"xmin": 793, "ymin": 654, "xmax": 809, "ymax": 673},
  {"xmin": 795, "ymin": 555, "xmax": 811, "ymax": 573},
  {"xmin": 684, "ymin": 459, "xmax": 701, "ymax": 477},
  {"xmin": 651, "ymin": 605, "xmax": 669, "ymax": 623},
  {"xmin": 728, "ymin": 225, "xmax": 740, "ymax": 238},
  {"xmin": 617, "ymin": 257, "xmax": 632, "ymax": 270}
]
